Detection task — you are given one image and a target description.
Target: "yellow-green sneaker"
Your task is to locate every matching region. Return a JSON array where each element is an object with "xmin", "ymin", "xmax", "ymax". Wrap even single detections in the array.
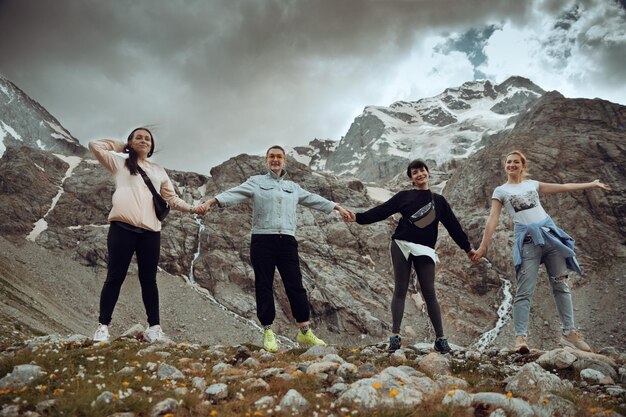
[
  {"xmin": 296, "ymin": 328, "xmax": 327, "ymax": 347},
  {"xmin": 263, "ymin": 329, "xmax": 278, "ymax": 353}
]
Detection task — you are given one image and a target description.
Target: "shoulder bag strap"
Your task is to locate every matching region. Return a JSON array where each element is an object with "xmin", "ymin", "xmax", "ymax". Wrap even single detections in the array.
[{"xmin": 136, "ymin": 165, "xmax": 161, "ymax": 198}]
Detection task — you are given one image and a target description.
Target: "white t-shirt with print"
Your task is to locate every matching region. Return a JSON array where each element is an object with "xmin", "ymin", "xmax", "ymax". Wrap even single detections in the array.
[{"xmin": 492, "ymin": 180, "xmax": 548, "ymax": 224}]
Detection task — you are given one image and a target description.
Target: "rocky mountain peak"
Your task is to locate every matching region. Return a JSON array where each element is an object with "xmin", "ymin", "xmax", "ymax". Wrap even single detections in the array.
[
  {"xmin": 320, "ymin": 77, "xmax": 546, "ymax": 182},
  {"xmin": 0, "ymin": 75, "xmax": 86, "ymax": 158}
]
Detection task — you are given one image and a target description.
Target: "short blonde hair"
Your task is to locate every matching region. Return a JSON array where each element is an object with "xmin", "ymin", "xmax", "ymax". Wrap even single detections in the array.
[{"xmin": 505, "ymin": 150, "xmax": 530, "ymax": 179}]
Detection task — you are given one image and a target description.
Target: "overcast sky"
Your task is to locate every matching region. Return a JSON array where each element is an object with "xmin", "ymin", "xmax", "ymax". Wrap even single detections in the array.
[{"xmin": 1, "ymin": 0, "xmax": 625, "ymax": 174}]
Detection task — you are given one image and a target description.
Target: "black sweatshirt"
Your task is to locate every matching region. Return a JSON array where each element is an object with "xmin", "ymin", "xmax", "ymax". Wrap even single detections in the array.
[{"xmin": 355, "ymin": 189, "xmax": 471, "ymax": 252}]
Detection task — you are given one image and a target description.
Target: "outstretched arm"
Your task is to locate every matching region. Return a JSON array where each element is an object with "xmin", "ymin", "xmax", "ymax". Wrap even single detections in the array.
[
  {"xmin": 539, "ymin": 179, "xmax": 611, "ymax": 195},
  {"xmin": 472, "ymin": 199, "xmax": 503, "ymax": 263}
]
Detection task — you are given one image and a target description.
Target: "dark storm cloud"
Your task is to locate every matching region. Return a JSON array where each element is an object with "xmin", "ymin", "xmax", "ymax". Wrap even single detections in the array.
[{"xmin": 0, "ymin": 0, "xmax": 622, "ymax": 173}]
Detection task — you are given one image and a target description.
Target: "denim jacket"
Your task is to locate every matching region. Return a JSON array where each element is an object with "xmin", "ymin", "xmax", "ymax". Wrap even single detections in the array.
[
  {"xmin": 215, "ymin": 171, "xmax": 336, "ymax": 236},
  {"xmin": 513, "ymin": 216, "xmax": 581, "ymax": 275}
]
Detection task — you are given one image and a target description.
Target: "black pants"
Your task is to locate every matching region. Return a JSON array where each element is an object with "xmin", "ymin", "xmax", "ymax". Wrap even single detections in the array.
[
  {"xmin": 250, "ymin": 234, "xmax": 310, "ymax": 326},
  {"xmin": 99, "ymin": 221, "xmax": 161, "ymax": 326},
  {"xmin": 390, "ymin": 240, "xmax": 443, "ymax": 337}
]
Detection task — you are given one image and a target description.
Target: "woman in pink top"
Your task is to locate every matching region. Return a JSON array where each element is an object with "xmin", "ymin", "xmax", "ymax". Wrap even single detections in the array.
[{"xmin": 89, "ymin": 127, "xmax": 197, "ymax": 344}]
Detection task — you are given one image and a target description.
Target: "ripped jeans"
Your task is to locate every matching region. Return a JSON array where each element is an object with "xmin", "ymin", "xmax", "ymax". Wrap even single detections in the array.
[{"xmin": 513, "ymin": 237, "xmax": 575, "ymax": 337}]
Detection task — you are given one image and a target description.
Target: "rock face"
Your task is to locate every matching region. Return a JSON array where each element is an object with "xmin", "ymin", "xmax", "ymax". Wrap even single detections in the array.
[
  {"xmin": 322, "ymin": 76, "xmax": 545, "ymax": 181},
  {"xmin": 1, "ymin": 75, "xmax": 625, "ymax": 352}
]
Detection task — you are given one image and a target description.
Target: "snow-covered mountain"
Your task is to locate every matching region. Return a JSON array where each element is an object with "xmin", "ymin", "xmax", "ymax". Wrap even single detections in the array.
[
  {"xmin": 284, "ymin": 139, "xmax": 338, "ymax": 172},
  {"xmin": 0, "ymin": 74, "xmax": 86, "ymax": 159},
  {"xmin": 294, "ymin": 76, "xmax": 545, "ymax": 181}
]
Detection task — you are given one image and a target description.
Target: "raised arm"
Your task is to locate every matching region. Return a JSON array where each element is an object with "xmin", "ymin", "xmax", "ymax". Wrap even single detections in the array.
[
  {"xmin": 88, "ymin": 139, "xmax": 125, "ymax": 173},
  {"xmin": 539, "ymin": 179, "xmax": 611, "ymax": 195},
  {"xmin": 472, "ymin": 199, "xmax": 503, "ymax": 263}
]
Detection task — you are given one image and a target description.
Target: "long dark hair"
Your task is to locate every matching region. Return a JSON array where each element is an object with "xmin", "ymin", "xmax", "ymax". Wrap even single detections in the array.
[{"xmin": 124, "ymin": 127, "xmax": 155, "ymax": 175}]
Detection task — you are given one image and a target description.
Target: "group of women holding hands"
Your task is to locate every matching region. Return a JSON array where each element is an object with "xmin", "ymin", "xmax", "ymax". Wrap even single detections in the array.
[{"xmin": 89, "ymin": 127, "xmax": 610, "ymax": 355}]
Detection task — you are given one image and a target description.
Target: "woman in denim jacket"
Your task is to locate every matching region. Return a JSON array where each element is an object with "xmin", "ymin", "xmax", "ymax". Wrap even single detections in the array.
[
  {"xmin": 199, "ymin": 146, "xmax": 352, "ymax": 352},
  {"xmin": 472, "ymin": 150, "xmax": 610, "ymax": 354}
]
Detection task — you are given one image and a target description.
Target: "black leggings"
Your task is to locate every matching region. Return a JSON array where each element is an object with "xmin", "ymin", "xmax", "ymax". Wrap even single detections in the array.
[
  {"xmin": 99, "ymin": 221, "xmax": 161, "ymax": 326},
  {"xmin": 250, "ymin": 234, "xmax": 310, "ymax": 326},
  {"xmin": 390, "ymin": 240, "xmax": 443, "ymax": 337}
]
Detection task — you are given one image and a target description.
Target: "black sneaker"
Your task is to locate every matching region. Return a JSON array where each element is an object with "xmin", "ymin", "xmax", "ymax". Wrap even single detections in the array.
[
  {"xmin": 388, "ymin": 335, "xmax": 402, "ymax": 352},
  {"xmin": 434, "ymin": 338, "xmax": 451, "ymax": 354}
]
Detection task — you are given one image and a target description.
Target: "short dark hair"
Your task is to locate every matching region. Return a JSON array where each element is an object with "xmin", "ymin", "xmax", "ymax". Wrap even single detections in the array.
[
  {"xmin": 406, "ymin": 159, "xmax": 429, "ymax": 178},
  {"xmin": 265, "ymin": 145, "xmax": 286, "ymax": 156}
]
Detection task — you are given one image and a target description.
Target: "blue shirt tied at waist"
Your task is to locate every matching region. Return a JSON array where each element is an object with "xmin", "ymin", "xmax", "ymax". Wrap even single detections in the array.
[{"xmin": 513, "ymin": 216, "xmax": 581, "ymax": 275}]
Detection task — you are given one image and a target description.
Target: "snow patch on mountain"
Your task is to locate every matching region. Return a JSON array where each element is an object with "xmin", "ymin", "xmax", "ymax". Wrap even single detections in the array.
[
  {"xmin": 26, "ymin": 154, "xmax": 83, "ymax": 242},
  {"xmin": 322, "ymin": 76, "xmax": 545, "ymax": 181}
]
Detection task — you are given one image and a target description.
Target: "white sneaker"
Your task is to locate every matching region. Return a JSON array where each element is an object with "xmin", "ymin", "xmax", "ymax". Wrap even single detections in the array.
[
  {"xmin": 93, "ymin": 324, "xmax": 110, "ymax": 344},
  {"xmin": 143, "ymin": 325, "xmax": 166, "ymax": 343}
]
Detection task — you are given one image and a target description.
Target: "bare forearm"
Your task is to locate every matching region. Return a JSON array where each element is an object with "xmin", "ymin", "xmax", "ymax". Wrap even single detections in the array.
[
  {"xmin": 479, "ymin": 217, "xmax": 498, "ymax": 249},
  {"xmin": 540, "ymin": 180, "xmax": 611, "ymax": 194}
]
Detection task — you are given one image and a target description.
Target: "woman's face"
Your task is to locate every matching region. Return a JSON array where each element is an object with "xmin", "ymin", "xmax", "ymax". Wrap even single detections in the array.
[
  {"xmin": 266, "ymin": 148, "xmax": 286, "ymax": 175},
  {"xmin": 128, "ymin": 129, "xmax": 153, "ymax": 157},
  {"xmin": 505, "ymin": 154, "xmax": 525, "ymax": 177},
  {"xmin": 410, "ymin": 167, "xmax": 429, "ymax": 188}
]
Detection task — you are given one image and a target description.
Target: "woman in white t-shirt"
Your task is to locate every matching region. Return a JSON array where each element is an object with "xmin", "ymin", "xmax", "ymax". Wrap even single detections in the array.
[{"xmin": 472, "ymin": 150, "xmax": 610, "ymax": 354}]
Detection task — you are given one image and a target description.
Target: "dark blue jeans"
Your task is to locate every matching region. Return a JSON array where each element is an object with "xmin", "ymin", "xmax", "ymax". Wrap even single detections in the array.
[
  {"xmin": 250, "ymin": 234, "xmax": 310, "ymax": 326},
  {"xmin": 99, "ymin": 221, "xmax": 161, "ymax": 326}
]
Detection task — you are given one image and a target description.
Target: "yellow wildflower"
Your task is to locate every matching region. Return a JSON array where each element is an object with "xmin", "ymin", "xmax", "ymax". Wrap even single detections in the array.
[
  {"xmin": 134, "ymin": 376, "xmax": 143, "ymax": 382},
  {"xmin": 372, "ymin": 382, "xmax": 382, "ymax": 390},
  {"xmin": 388, "ymin": 389, "xmax": 399, "ymax": 398},
  {"xmin": 506, "ymin": 392, "xmax": 513, "ymax": 399},
  {"xmin": 122, "ymin": 381, "xmax": 130, "ymax": 388},
  {"xmin": 210, "ymin": 410, "xmax": 218, "ymax": 417},
  {"xmin": 447, "ymin": 390, "xmax": 455, "ymax": 397}
]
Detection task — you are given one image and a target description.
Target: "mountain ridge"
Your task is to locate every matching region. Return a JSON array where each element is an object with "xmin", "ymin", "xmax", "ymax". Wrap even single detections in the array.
[{"xmin": 0, "ymin": 75, "xmax": 624, "ymax": 355}]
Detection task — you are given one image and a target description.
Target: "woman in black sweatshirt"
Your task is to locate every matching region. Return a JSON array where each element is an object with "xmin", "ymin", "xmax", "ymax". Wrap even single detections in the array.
[{"xmin": 349, "ymin": 159, "xmax": 475, "ymax": 353}]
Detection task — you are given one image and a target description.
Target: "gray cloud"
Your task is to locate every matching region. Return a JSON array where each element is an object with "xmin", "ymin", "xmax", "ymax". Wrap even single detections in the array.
[{"xmin": 0, "ymin": 0, "xmax": 623, "ymax": 174}]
